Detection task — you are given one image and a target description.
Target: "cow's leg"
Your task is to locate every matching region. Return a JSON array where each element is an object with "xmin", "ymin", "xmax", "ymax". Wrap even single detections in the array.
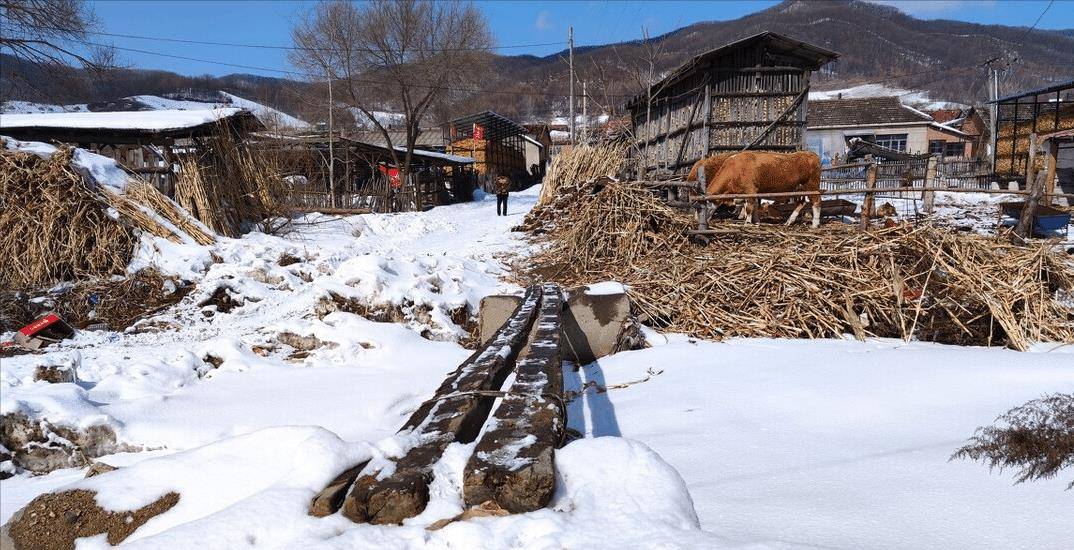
[
  {"xmin": 749, "ymin": 198, "xmax": 760, "ymax": 224},
  {"xmin": 785, "ymin": 200, "xmax": 806, "ymax": 225},
  {"xmin": 811, "ymin": 195, "xmax": 822, "ymax": 228},
  {"xmin": 735, "ymin": 199, "xmax": 747, "ymax": 220}
]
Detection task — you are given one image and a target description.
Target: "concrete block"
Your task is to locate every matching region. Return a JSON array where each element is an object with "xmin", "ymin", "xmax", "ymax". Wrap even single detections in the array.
[{"xmin": 479, "ymin": 283, "xmax": 633, "ymax": 364}]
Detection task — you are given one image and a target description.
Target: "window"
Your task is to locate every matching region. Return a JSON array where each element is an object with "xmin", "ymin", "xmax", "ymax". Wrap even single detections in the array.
[
  {"xmin": 873, "ymin": 133, "xmax": 908, "ymax": 152},
  {"xmin": 945, "ymin": 142, "xmax": 965, "ymax": 158},
  {"xmin": 929, "ymin": 140, "xmax": 967, "ymax": 157}
]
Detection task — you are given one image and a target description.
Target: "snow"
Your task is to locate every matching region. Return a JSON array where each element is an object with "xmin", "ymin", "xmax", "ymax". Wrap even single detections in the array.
[
  {"xmin": 2, "ymin": 136, "xmax": 131, "ymax": 192},
  {"xmin": 809, "ymin": 83, "xmax": 968, "ymax": 110},
  {"xmin": 390, "ymin": 145, "xmax": 474, "ymax": 164},
  {"xmin": 2, "ymin": 93, "xmax": 308, "ymax": 129},
  {"xmin": 2, "ymin": 180, "xmax": 1071, "ymax": 548},
  {"xmin": 0, "ymin": 109, "xmax": 243, "ymax": 132},
  {"xmin": 584, "ymin": 281, "xmax": 627, "ymax": 295}
]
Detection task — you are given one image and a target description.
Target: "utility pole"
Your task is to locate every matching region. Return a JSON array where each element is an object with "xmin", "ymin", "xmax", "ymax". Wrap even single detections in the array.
[
  {"xmin": 568, "ymin": 26, "xmax": 575, "ymax": 145},
  {"xmin": 582, "ymin": 80, "xmax": 588, "ymax": 144},
  {"xmin": 327, "ymin": 75, "xmax": 336, "ymax": 209}
]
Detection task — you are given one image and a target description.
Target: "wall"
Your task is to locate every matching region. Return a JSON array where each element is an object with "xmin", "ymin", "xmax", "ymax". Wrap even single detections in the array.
[{"xmin": 805, "ymin": 124, "xmax": 930, "ymax": 163}]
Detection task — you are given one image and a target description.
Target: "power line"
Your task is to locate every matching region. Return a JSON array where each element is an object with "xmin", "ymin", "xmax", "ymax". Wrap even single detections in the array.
[
  {"xmin": 13, "ymin": 22, "xmax": 568, "ymax": 53},
  {"xmin": 62, "ymin": 37, "xmax": 643, "ymax": 99},
  {"xmin": 1012, "ymin": 0, "xmax": 1055, "ymax": 47}
]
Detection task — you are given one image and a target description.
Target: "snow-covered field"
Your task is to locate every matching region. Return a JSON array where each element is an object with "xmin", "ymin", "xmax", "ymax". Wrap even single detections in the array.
[{"xmin": 2, "ymin": 186, "xmax": 1072, "ymax": 548}]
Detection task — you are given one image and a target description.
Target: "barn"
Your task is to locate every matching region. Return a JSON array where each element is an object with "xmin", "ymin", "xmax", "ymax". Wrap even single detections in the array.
[
  {"xmin": 624, "ymin": 32, "xmax": 838, "ymax": 178},
  {"xmin": 445, "ymin": 111, "xmax": 530, "ymax": 186},
  {"xmin": 990, "ymin": 78, "xmax": 1074, "ymax": 195}
]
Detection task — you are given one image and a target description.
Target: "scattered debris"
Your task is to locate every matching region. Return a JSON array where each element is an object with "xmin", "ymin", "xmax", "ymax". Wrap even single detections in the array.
[
  {"xmin": 32, "ymin": 356, "xmax": 79, "ymax": 384},
  {"xmin": 13, "ymin": 313, "xmax": 75, "ymax": 351}
]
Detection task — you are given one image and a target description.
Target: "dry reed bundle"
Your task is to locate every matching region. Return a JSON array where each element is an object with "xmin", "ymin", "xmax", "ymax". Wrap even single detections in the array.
[
  {"xmin": 522, "ymin": 182, "xmax": 1074, "ymax": 350},
  {"xmin": 121, "ymin": 181, "xmax": 215, "ymax": 245},
  {"xmin": 537, "ymin": 143, "xmax": 628, "ymax": 208},
  {"xmin": 0, "ymin": 148, "xmax": 136, "ymax": 289}
]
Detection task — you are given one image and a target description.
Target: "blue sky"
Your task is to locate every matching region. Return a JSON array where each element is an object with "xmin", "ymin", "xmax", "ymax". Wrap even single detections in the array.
[{"xmin": 84, "ymin": 0, "xmax": 1074, "ymax": 78}]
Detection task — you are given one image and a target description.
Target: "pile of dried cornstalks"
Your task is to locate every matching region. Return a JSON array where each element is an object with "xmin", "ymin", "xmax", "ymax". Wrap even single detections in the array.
[
  {"xmin": 536, "ymin": 143, "xmax": 628, "ymax": 209},
  {"xmin": 0, "ymin": 146, "xmax": 214, "ymax": 289},
  {"xmin": 174, "ymin": 129, "xmax": 289, "ymax": 237},
  {"xmin": 521, "ymin": 181, "xmax": 1074, "ymax": 350}
]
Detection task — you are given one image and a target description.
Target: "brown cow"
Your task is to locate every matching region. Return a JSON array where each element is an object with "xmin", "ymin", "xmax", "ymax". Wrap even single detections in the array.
[{"xmin": 701, "ymin": 151, "xmax": 822, "ymax": 228}]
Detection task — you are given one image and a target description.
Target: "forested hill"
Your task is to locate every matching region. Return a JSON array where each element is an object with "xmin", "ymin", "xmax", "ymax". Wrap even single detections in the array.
[{"xmin": 3, "ymin": 0, "xmax": 1071, "ymax": 124}]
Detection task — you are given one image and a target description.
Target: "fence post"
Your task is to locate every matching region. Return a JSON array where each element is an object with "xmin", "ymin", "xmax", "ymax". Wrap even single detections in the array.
[
  {"xmin": 860, "ymin": 163, "xmax": 877, "ymax": 230},
  {"xmin": 922, "ymin": 155, "xmax": 938, "ymax": 215},
  {"xmin": 697, "ymin": 164, "xmax": 709, "ymax": 231}
]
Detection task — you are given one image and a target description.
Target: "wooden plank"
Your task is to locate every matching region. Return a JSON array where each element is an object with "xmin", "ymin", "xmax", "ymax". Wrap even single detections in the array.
[
  {"xmin": 463, "ymin": 283, "xmax": 564, "ymax": 513},
  {"xmin": 341, "ymin": 286, "xmax": 542, "ymax": 525}
]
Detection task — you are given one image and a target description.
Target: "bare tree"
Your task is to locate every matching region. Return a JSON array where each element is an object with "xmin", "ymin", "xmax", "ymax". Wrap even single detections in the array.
[
  {"xmin": 0, "ymin": 0, "xmax": 114, "ymax": 102},
  {"xmin": 291, "ymin": 0, "xmax": 493, "ymax": 211}
]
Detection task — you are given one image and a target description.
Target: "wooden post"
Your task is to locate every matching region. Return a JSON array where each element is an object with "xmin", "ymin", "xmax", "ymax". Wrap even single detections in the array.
[
  {"xmin": 1025, "ymin": 132, "xmax": 1038, "ymax": 192},
  {"xmin": 1014, "ymin": 172, "xmax": 1045, "ymax": 240},
  {"xmin": 697, "ymin": 164, "xmax": 709, "ymax": 231},
  {"xmin": 1043, "ymin": 139, "xmax": 1058, "ymax": 205},
  {"xmin": 923, "ymin": 155, "xmax": 938, "ymax": 214},
  {"xmin": 860, "ymin": 163, "xmax": 877, "ymax": 230}
]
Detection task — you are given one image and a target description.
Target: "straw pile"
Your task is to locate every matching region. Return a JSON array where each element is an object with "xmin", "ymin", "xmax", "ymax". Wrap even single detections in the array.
[
  {"xmin": 174, "ymin": 128, "xmax": 288, "ymax": 237},
  {"xmin": 1, "ymin": 147, "xmax": 137, "ymax": 288},
  {"xmin": 0, "ymin": 145, "xmax": 215, "ymax": 289},
  {"xmin": 536, "ymin": 143, "xmax": 629, "ymax": 209},
  {"xmin": 521, "ymin": 181, "xmax": 1074, "ymax": 350}
]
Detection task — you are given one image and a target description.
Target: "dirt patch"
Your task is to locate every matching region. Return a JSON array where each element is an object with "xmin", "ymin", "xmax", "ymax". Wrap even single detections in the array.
[
  {"xmin": 316, "ymin": 292, "xmax": 477, "ymax": 345},
  {"xmin": 7, "ymin": 489, "xmax": 179, "ymax": 549},
  {"xmin": 198, "ymin": 284, "xmax": 244, "ymax": 315},
  {"xmin": 450, "ymin": 306, "xmax": 481, "ymax": 350},
  {"xmin": 277, "ymin": 253, "xmax": 302, "ymax": 267}
]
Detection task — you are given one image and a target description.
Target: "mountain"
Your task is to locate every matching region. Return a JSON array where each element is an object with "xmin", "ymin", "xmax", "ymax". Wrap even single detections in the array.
[
  {"xmin": 479, "ymin": 0, "xmax": 1074, "ymax": 119},
  {"xmin": 3, "ymin": 1, "xmax": 1072, "ymax": 124}
]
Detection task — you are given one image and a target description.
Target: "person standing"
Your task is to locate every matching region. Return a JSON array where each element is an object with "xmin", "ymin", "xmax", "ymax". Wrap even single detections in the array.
[{"xmin": 495, "ymin": 173, "xmax": 511, "ymax": 216}]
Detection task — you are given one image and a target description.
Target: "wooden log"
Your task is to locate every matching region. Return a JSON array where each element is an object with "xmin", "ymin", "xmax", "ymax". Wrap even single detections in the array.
[
  {"xmin": 1014, "ymin": 172, "xmax": 1046, "ymax": 240},
  {"xmin": 463, "ymin": 283, "xmax": 564, "ymax": 513},
  {"xmin": 1043, "ymin": 139, "xmax": 1058, "ymax": 205},
  {"xmin": 860, "ymin": 164, "xmax": 877, "ymax": 230},
  {"xmin": 340, "ymin": 286, "xmax": 542, "ymax": 525}
]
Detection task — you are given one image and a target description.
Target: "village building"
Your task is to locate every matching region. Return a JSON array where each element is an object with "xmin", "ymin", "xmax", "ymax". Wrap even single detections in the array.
[
  {"xmin": 446, "ymin": 111, "xmax": 531, "ymax": 187},
  {"xmin": 624, "ymin": 32, "xmax": 839, "ymax": 177},
  {"xmin": 805, "ymin": 96, "xmax": 975, "ymax": 164},
  {"xmin": 349, "ymin": 128, "xmax": 447, "ymax": 153},
  {"xmin": 990, "ymin": 78, "xmax": 1074, "ymax": 194},
  {"xmin": 0, "ymin": 108, "xmax": 262, "ymax": 194}
]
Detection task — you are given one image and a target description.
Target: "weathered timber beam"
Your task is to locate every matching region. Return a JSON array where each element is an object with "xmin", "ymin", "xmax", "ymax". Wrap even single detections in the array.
[
  {"xmin": 463, "ymin": 283, "xmax": 564, "ymax": 513},
  {"xmin": 340, "ymin": 286, "xmax": 542, "ymax": 525}
]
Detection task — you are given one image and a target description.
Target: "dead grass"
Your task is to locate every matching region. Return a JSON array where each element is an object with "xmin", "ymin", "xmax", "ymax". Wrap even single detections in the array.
[
  {"xmin": 952, "ymin": 393, "xmax": 1074, "ymax": 489},
  {"xmin": 518, "ymin": 180, "xmax": 1074, "ymax": 350},
  {"xmin": 0, "ymin": 148, "xmax": 136, "ymax": 289}
]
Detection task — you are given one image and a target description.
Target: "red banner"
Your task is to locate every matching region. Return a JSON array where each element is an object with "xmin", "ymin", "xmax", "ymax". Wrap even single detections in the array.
[
  {"xmin": 473, "ymin": 123, "xmax": 485, "ymax": 141},
  {"xmin": 378, "ymin": 165, "xmax": 402, "ymax": 188}
]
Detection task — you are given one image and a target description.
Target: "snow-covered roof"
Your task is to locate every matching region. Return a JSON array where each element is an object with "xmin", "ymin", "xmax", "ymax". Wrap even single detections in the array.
[
  {"xmin": 391, "ymin": 145, "xmax": 474, "ymax": 164},
  {"xmin": 0, "ymin": 108, "xmax": 247, "ymax": 132},
  {"xmin": 520, "ymin": 134, "xmax": 544, "ymax": 148}
]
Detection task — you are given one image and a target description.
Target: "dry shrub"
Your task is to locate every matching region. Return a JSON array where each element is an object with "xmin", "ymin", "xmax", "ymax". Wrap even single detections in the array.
[
  {"xmin": 0, "ymin": 147, "xmax": 136, "ymax": 289},
  {"xmin": 174, "ymin": 124, "xmax": 292, "ymax": 237},
  {"xmin": 520, "ymin": 181, "xmax": 1074, "ymax": 350},
  {"xmin": 952, "ymin": 393, "xmax": 1074, "ymax": 489}
]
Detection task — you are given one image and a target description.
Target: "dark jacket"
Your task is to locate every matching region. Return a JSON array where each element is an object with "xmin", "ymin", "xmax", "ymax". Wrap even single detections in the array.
[{"xmin": 494, "ymin": 175, "xmax": 511, "ymax": 195}]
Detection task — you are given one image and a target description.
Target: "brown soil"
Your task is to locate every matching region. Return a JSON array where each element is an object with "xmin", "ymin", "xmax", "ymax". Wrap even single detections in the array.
[{"xmin": 7, "ymin": 489, "xmax": 179, "ymax": 549}]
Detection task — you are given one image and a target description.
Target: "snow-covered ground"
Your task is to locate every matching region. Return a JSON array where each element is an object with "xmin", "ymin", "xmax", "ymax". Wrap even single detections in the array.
[{"xmin": 2, "ymin": 186, "xmax": 1072, "ymax": 548}]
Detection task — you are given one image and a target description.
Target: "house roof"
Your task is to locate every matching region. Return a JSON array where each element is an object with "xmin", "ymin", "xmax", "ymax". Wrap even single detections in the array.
[
  {"xmin": 448, "ymin": 111, "xmax": 527, "ymax": 141},
  {"xmin": 927, "ymin": 109, "xmax": 963, "ymax": 124},
  {"xmin": 807, "ymin": 96, "xmax": 933, "ymax": 128},
  {"xmin": 349, "ymin": 129, "xmax": 443, "ymax": 149},
  {"xmin": 252, "ymin": 132, "xmax": 473, "ymax": 166},
  {"xmin": 0, "ymin": 108, "xmax": 263, "ymax": 143},
  {"xmin": 626, "ymin": 32, "xmax": 839, "ymax": 110}
]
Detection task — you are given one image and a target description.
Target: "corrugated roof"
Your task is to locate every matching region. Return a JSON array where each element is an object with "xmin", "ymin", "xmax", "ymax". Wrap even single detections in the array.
[
  {"xmin": 807, "ymin": 96, "xmax": 932, "ymax": 127},
  {"xmin": 350, "ymin": 129, "xmax": 443, "ymax": 149}
]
